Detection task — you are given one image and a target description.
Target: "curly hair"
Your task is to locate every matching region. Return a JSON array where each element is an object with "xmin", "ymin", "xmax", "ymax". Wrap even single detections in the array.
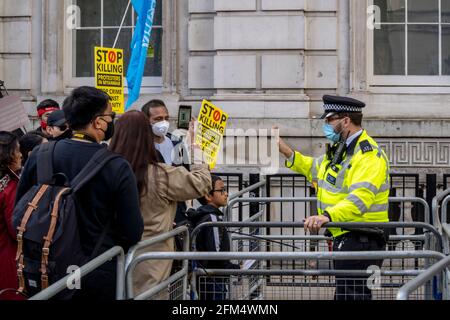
[{"xmin": 0, "ymin": 131, "xmax": 19, "ymax": 176}]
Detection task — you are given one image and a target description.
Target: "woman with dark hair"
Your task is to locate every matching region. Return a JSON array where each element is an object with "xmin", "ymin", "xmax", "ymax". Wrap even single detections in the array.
[
  {"xmin": 110, "ymin": 111, "xmax": 211, "ymax": 297},
  {"xmin": 0, "ymin": 131, "xmax": 23, "ymax": 299},
  {"xmin": 19, "ymin": 133, "xmax": 47, "ymax": 165}
]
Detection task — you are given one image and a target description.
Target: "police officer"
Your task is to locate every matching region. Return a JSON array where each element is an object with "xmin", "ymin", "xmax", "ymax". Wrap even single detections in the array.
[{"xmin": 277, "ymin": 95, "xmax": 390, "ymax": 300}]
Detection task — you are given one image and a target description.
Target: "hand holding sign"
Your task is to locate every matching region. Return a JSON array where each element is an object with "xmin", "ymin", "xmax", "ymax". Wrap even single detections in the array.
[{"xmin": 195, "ymin": 100, "xmax": 228, "ymax": 169}]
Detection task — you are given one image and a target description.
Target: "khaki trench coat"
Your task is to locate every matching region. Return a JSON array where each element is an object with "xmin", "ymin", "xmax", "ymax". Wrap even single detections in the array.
[{"xmin": 132, "ymin": 164, "xmax": 211, "ymax": 297}]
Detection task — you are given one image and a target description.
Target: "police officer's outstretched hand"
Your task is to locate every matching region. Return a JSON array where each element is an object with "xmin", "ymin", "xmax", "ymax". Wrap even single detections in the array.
[
  {"xmin": 304, "ymin": 215, "xmax": 330, "ymax": 233},
  {"xmin": 273, "ymin": 126, "xmax": 293, "ymax": 158}
]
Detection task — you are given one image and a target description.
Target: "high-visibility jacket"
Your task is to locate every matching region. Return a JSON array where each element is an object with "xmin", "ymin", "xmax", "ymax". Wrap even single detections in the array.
[{"xmin": 286, "ymin": 130, "xmax": 390, "ymax": 237}]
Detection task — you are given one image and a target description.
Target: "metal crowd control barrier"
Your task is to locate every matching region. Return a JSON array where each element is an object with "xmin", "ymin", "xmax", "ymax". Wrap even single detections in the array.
[
  {"xmin": 224, "ymin": 197, "xmax": 436, "ymax": 268},
  {"xmin": 432, "ymin": 188, "xmax": 450, "ymax": 228},
  {"xmin": 191, "ymin": 222, "xmax": 443, "ymax": 258},
  {"xmin": 126, "ymin": 250, "xmax": 445, "ymax": 300},
  {"xmin": 227, "ymin": 180, "xmax": 267, "ymax": 203},
  {"xmin": 191, "ymin": 220, "xmax": 443, "ymax": 300},
  {"xmin": 226, "ymin": 197, "xmax": 432, "ymax": 224},
  {"xmin": 224, "ymin": 180, "xmax": 267, "ymax": 222},
  {"xmin": 29, "ymin": 246, "xmax": 125, "ymax": 300},
  {"xmin": 125, "ymin": 226, "xmax": 190, "ymax": 300},
  {"xmin": 441, "ymin": 195, "xmax": 450, "ymax": 254},
  {"xmin": 397, "ymin": 254, "xmax": 450, "ymax": 300}
]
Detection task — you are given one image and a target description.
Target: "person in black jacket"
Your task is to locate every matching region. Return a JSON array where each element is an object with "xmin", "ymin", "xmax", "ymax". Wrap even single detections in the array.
[
  {"xmin": 16, "ymin": 87, "xmax": 143, "ymax": 300},
  {"xmin": 190, "ymin": 175, "xmax": 240, "ymax": 300}
]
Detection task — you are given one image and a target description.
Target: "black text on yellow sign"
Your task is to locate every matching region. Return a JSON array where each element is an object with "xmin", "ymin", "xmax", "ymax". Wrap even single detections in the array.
[
  {"xmin": 196, "ymin": 100, "xmax": 228, "ymax": 169},
  {"xmin": 94, "ymin": 47, "xmax": 125, "ymax": 114}
]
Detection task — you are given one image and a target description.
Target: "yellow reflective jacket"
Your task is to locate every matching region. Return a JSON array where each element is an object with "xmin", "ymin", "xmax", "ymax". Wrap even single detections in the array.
[{"xmin": 286, "ymin": 130, "xmax": 390, "ymax": 237}]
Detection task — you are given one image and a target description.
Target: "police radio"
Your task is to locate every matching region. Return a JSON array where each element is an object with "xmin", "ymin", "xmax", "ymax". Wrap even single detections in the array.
[
  {"xmin": 327, "ymin": 132, "xmax": 350, "ymax": 167},
  {"xmin": 331, "ymin": 141, "xmax": 346, "ymax": 166}
]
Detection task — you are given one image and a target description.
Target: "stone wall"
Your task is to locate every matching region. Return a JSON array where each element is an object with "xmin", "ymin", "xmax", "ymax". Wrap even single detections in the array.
[{"xmin": 1, "ymin": 0, "xmax": 449, "ymax": 175}]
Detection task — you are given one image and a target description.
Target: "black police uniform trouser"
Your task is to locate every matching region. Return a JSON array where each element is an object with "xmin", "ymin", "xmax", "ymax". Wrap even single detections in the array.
[{"xmin": 333, "ymin": 232, "xmax": 386, "ymax": 301}]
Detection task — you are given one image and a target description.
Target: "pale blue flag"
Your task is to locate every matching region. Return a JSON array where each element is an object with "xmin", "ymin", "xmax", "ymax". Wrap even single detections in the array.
[{"xmin": 125, "ymin": 0, "xmax": 157, "ymax": 110}]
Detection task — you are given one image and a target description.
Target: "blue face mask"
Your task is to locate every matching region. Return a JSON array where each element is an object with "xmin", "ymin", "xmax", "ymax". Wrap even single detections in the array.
[{"xmin": 322, "ymin": 122, "xmax": 341, "ymax": 143}]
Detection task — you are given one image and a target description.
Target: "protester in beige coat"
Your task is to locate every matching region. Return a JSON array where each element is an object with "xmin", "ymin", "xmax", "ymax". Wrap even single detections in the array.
[{"xmin": 110, "ymin": 111, "xmax": 211, "ymax": 297}]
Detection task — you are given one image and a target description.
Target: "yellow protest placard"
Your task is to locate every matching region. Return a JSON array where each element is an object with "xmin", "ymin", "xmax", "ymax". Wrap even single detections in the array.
[
  {"xmin": 196, "ymin": 100, "xmax": 228, "ymax": 169},
  {"xmin": 94, "ymin": 47, "xmax": 124, "ymax": 114}
]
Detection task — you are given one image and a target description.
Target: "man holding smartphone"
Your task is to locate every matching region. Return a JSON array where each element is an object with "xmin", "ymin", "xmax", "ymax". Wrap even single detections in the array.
[{"xmin": 142, "ymin": 99, "xmax": 179, "ymax": 165}]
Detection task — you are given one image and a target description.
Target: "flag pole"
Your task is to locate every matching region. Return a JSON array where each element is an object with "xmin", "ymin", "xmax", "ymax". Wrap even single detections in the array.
[{"xmin": 113, "ymin": 0, "xmax": 132, "ymax": 49}]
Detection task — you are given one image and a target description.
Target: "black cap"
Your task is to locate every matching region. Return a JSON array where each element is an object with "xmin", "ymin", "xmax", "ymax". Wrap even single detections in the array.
[
  {"xmin": 47, "ymin": 110, "xmax": 66, "ymax": 127},
  {"xmin": 321, "ymin": 95, "xmax": 365, "ymax": 119}
]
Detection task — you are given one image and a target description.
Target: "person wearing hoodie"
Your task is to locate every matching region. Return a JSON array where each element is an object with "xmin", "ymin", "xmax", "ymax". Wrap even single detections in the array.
[
  {"xmin": 189, "ymin": 175, "xmax": 240, "ymax": 300},
  {"xmin": 45, "ymin": 110, "xmax": 73, "ymax": 141}
]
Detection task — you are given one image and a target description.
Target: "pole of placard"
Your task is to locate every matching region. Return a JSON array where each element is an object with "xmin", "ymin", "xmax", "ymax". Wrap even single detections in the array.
[{"xmin": 113, "ymin": 0, "xmax": 132, "ymax": 49}]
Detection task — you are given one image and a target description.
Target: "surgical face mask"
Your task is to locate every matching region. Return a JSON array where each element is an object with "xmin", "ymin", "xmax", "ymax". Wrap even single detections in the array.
[
  {"xmin": 152, "ymin": 120, "xmax": 170, "ymax": 137},
  {"xmin": 322, "ymin": 120, "xmax": 343, "ymax": 143}
]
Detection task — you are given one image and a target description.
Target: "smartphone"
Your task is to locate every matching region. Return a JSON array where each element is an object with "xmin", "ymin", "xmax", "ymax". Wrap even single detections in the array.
[{"xmin": 178, "ymin": 105, "xmax": 192, "ymax": 129}]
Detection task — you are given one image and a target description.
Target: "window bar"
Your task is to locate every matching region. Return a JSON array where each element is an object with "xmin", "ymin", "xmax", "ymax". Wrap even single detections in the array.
[
  {"xmin": 292, "ymin": 176, "xmax": 295, "ymax": 271},
  {"xmin": 132, "ymin": 3, "xmax": 135, "ymax": 32},
  {"xmin": 439, "ymin": 0, "xmax": 442, "ymax": 76},
  {"xmin": 405, "ymin": 0, "xmax": 408, "ymax": 76},
  {"xmin": 280, "ymin": 176, "xmax": 283, "ymax": 271},
  {"xmin": 100, "ymin": 0, "xmax": 104, "ymax": 47}
]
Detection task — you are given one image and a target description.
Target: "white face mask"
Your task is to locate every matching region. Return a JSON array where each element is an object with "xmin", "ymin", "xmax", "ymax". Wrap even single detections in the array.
[{"xmin": 152, "ymin": 120, "xmax": 170, "ymax": 137}]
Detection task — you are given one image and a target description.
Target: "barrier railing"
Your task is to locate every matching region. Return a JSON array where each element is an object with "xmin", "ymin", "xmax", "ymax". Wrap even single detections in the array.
[
  {"xmin": 29, "ymin": 246, "xmax": 125, "ymax": 300},
  {"xmin": 225, "ymin": 197, "xmax": 432, "ymax": 225},
  {"xmin": 224, "ymin": 180, "xmax": 267, "ymax": 222},
  {"xmin": 191, "ymin": 219, "xmax": 443, "ymax": 299},
  {"xmin": 191, "ymin": 221, "xmax": 443, "ymax": 256},
  {"xmin": 124, "ymin": 250, "xmax": 445, "ymax": 300},
  {"xmin": 397, "ymin": 254, "xmax": 450, "ymax": 300},
  {"xmin": 432, "ymin": 188, "xmax": 450, "ymax": 228},
  {"xmin": 440, "ymin": 195, "xmax": 450, "ymax": 254},
  {"xmin": 125, "ymin": 226, "xmax": 190, "ymax": 300}
]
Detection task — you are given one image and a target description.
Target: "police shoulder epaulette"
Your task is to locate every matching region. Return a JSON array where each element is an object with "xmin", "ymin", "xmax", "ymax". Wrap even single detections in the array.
[{"xmin": 359, "ymin": 140, "xmax": 373, "ymax": 154}]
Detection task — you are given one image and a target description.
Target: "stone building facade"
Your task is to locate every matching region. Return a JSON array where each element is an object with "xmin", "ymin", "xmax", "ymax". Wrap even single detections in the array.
[{"xmin": 1, "ymin": 0, "xmax": 450, "ymax": 178}]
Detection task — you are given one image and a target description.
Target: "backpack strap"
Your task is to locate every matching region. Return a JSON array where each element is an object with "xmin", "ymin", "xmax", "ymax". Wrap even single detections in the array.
[
  {"xmin": 36, "ymin": 141, "xmax": 58, "ymax": 185},
  {"xmin": 40, "ymin": 187, "xmax": 70, "ymax": 290},
  {"xmin": 15, "ymin": 184, "xmax": 50, "ymax": 294},
  {"xmin": 70, "ymin": 147, "xmax": 120, "ymax": 193},
  {"xmin": 89, "ymin": 220, "xmax": 112, "ymax": 260}
]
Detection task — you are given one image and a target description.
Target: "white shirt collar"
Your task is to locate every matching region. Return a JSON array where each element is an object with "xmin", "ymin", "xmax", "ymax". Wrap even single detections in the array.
[{"xmin": 346, "ymin": 129, "xmax": 363, "ymax": 147}]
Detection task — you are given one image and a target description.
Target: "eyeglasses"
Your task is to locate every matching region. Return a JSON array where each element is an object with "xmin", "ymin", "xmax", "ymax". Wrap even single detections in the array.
[
  {"xmin": 96, "ymin": 112, "xmax": 116, "ymax": 121},
  {"xmin": 212, "ymin": 188, "xmax": 227, "ymax": 195}
]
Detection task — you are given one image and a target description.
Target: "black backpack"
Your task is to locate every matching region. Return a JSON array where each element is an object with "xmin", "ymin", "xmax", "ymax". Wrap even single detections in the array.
[{"xmin": 12, "ymin": 141, "xmax": 119, "ymax": 298}]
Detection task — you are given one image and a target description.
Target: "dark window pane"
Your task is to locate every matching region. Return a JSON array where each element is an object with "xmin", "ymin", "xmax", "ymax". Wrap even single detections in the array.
[
  {"xmin": 408, "ymin": 25, "xmax": 439, "ymax": 75},
  {"xmin": 154, "ymin": 0, "xmax": 163, "ymax": 26},
  {"xmin": 76, "ymin": 0, "xmax": 101, "ymax": 27},
  {"xmin": 133, "ymin": 0, "xmax": 162, "ymax": 26},
  {"xmin": 442, "ymin": 26, "xmax": 450, "ymax": 75},
  {"xmin": 374, "ymin": 25, "xmax": 406, "ymax": 75},
  {"xmin": 443, "ymin": 0, "xmax": 450, "ymax": 23},
  {"xmin": 74, "ymin": 30, "xmax": 101, "ymax": 77},
  {"xmin": 408, "ymin": 0, "xmax": 439, "ymax": 23},
  {"xmin": 374, "ymin": 0, "xmax": 405, "ymax": 22},
  {"xmin": 144, "ymin": 28, "xmax": 162, "ymax": 77},
  {"xmin": 104, "ymin": 0, "xmax": 132, "ymax": 26},
  {"xmin": 103, "ymin": 28, "xmax": 133, "ymax": 74}
]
